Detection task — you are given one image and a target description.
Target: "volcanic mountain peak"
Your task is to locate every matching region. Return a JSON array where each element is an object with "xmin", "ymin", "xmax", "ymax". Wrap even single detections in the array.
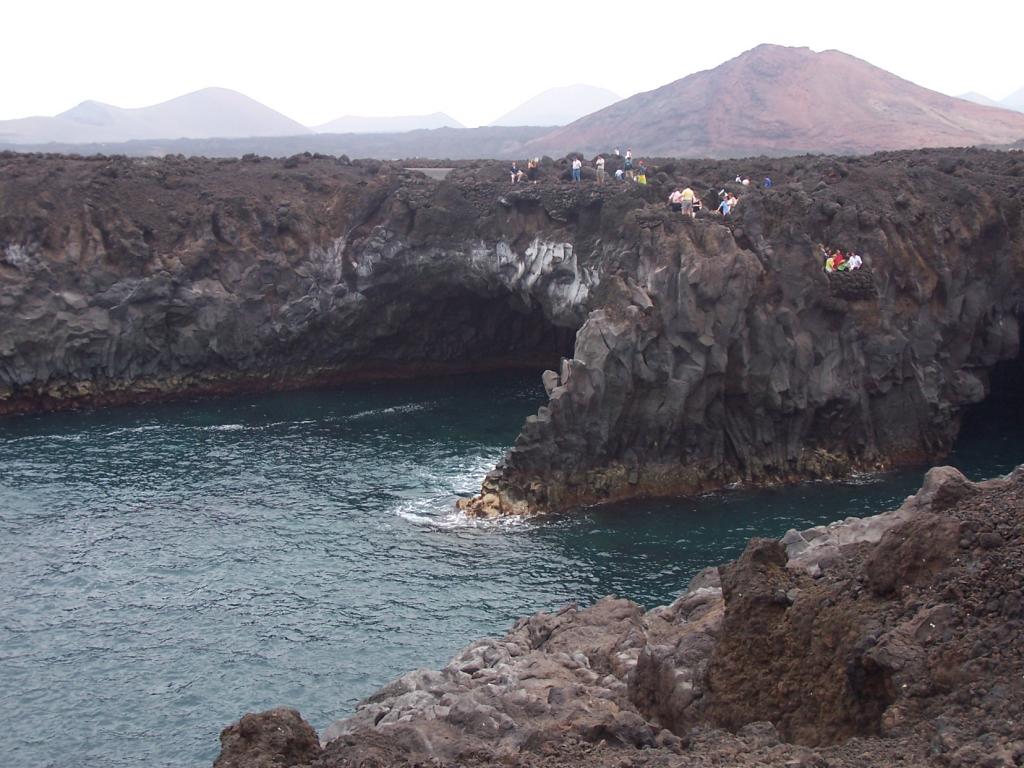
[
  {"xmin": 530, "ymin": 44, "xmax": 1024, "ymax": 158},
  {"xmin": 1003, "ymin": 86, "xmax": 1024, "ymax": 112},
  {"xmin": 957, "ymin": 91, "xmax": 1005, "ymax": 109},
  {"xmin": 490, "ymin": 84, "xmax": 621, "ymax": 127},
  {"xmin": 0, "ymin": 87, "xmax": 311, "ymax": 145}
]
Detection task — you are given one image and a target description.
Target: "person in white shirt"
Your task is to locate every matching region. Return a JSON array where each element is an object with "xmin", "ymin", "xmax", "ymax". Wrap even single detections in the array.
[{"xmin": 571, "ymin": 157, "xmax": 582, "ymax": 182}]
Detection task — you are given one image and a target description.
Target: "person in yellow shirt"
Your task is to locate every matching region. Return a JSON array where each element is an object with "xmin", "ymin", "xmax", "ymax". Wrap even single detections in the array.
[{"xmin": 680, "ymin": 187, "xmax": 695, "ymax": 218}]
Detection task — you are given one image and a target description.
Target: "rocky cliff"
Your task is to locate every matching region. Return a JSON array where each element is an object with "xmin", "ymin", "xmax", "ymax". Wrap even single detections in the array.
[
  {"xmin": 214, "ymin": 464, "xmax": 1024, "ymax": 767},
  {"xmin": 1, "ymin": 149, "xmax": 1023, "ymax": 513}
]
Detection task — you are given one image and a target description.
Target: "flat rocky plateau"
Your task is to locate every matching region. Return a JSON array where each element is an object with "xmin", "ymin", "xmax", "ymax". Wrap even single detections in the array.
[{"xmin": 214, "ymin": 464, "xmax": 1024, "ymax": 768}]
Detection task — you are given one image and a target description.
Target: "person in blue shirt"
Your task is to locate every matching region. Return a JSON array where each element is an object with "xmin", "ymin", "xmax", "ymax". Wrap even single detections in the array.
[
  {"xmin": 763, "ymin": 177, "xmax": 773, "ymax": 188},
  {"xmin": 718, "ymin": 197, "xmax": 731, "ymax": 216}
]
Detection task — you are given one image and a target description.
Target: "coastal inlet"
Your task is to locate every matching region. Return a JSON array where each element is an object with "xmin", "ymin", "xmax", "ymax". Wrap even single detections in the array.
[{"xmin": 2, "ymin": 371, "xmax": 1023, "ymax": 768}]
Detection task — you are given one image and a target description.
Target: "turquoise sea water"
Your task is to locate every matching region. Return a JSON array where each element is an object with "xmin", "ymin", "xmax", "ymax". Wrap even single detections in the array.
[{"xmin": 0, "ymin": 370, "xmax": 1020, "ymax": 768}]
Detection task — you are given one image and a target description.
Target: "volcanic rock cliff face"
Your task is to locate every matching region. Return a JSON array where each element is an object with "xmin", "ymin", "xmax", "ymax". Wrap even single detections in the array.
[
  {"xmin": 2, "ymin": 149, "xmax": 1024, "ymax": 513},
  {"xmin": 215, "ymin": 464, "xmax": 1024, "ymax": 767}
]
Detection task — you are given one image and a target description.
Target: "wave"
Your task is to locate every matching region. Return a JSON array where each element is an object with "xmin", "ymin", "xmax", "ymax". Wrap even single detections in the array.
[
  {"xmin": 394, "ymin": 498, "xmax": 527, "ymax": 531},
  {"xmin": 347, "ymin": 403, "xmax": 430, "ymax": 420}
]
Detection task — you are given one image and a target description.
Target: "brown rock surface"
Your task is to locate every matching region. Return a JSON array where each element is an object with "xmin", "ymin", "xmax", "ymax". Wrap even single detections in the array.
[
  {"xmin": 533, "ymin": 44, "xmax": 1024, "ymax": 157},
  {"xmin": 213, "ymin": 464, "xmax": 1024, "ymax": 767},
  {"xmin": 214, "ymin": 707, "xmax": 321, "ymax": 768}
]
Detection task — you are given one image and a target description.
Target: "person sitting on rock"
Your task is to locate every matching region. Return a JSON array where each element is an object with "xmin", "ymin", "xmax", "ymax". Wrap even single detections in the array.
[
  {"xmin": 763, "ymin": 176, "xmax": 773, "ymax": 188},
  {"xmin": 510, "ymin": 162, "xmax": 524, "ymax": 183},
  {"xmin": 824, "ymin": 254, "xmax": 836, "ymax": 273},
  {"xmin": 668, "ymin": 189, "xmax": 683, "ymax": 212},
  {"xmin": 833, "ymin": 251, "xmax": 847, "ymax": 271},
  {"xmin": 526, "ymin": 158, "xmax": 539, "ymax": 182},
  {"xmin": 636, "ymin": 162, "xmax": 647, "ymax": 185},
  {"xmin": 848, "ymin": 252, "xmax": 863, "ymax": 270},
  {"xmin": 571, "ymin": 157, "xmax": 582, "ymax": 182},
  {"xmin": 614, "ymin": 168, "xmax": 624, "ymax": 181}
]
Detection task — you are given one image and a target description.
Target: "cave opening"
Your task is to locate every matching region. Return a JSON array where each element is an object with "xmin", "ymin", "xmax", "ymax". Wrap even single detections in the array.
[
  {"xmin": 354, "ymin": 283, "xmax": 579, "ymax": 376},
  {"xmin": 952, "ymin": 346, "xmax": 1024, "ymax": 472}
]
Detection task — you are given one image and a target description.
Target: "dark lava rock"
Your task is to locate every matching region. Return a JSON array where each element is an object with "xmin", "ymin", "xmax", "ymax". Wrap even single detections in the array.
[
  {"xmin": 214, "ymin": 707, "xmax": 321, "ymax": 768},
  {"xmin": 2, "ymin": 150, "xmax": 1024, "ymax": 519}
]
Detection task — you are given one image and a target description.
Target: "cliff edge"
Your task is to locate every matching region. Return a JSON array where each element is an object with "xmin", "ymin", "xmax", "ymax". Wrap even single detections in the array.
[{"xmin": 1, "ymin": 149, "xmax": 1023, "ymax": 512}]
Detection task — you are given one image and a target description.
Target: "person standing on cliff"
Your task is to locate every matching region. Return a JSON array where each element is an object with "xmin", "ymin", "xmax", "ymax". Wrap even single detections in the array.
[
  {"xmin": 624, "ymin": 149, "xmax": 634, "ymax": 180},
  {"xmin": 595, "ymin": 155, "xmax": 606, "ymax": 184},
  {"xmin": 571, "ymin": 156, "xmax": 582, "ymax": 182},
  {"xmin": 681, "ymin": 186, "xmax": 696, "ymax": 218}
]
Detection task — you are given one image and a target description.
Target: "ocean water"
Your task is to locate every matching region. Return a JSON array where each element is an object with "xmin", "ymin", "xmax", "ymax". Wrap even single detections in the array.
[{"xmin": 0, "ymin": 370, "xmax": 1021, "ymax": 768}]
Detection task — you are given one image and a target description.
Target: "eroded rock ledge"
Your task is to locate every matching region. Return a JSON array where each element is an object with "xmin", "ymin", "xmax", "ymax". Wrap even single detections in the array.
[
  {"xmin": 215, "ymin": 464, "xmax": 1024, "ymax": 767},
  {"xmin": 1, "ymin": 149, "xmax": 1023, "ymax": 512}
]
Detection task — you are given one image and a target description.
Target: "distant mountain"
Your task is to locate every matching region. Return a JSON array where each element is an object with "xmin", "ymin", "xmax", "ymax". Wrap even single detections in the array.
[
  {"xmin": 1002, "ymin": 87, "xmax": 1024, "ymax": 113},
  {"xmin": 529, "ymin": 45, "xmax": 1024, "ymax": 157},
  {"xmin": 313, "ymin": 112, "xmax": 464, "ymax": 134},
  {"xmin": 957, "ymin": 91, "xmax": 1004, "ymax": 109},
  {"xmin": 0, "ymin": 126, "xmax": 550, "ymax": 160},
  {"xmin": 490, "ymin": 85, "xmax": 620, "ymax": 127},
  {"xmin": 0, "ymin": 88, "xmax": 311, "ymax": 144}
]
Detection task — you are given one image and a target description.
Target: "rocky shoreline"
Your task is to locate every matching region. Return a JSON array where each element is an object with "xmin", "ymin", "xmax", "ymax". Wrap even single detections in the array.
[
  {"xmin": 2, "ymin": 148, "xmax": 1022, "ymax": 514},
  {"xmin": 214, "ymin": 463, "xmax": 1024, "ymax": 767}
]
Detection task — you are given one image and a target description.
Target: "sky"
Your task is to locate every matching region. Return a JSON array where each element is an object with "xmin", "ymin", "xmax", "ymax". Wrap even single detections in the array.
[{"xmin": 3, "ymin": 0, "xmax": 1023, "ymax": 128}]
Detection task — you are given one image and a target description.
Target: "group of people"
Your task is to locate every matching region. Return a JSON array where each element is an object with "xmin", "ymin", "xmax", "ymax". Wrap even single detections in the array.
[
  {"xmin": 510, "ymin": 148, "xmax": 653, "ymax": 185},
  {"xmin": 668, "ymin": 187, "xmax": 700, "ymax": 217},
  {"xmin": 510, "ymin": 157, "xmax": 771, "ymax": 200},
  {"xmin": 819, "ymin": 244, "xmax": 864, "ymax": 272},
  {"xmin": 510, "ymin": 158, "xmax": 541, "ymax": 183},
  {"xmin": 716, "ymin": 190, "xmax": 740, "ymax": 216}
]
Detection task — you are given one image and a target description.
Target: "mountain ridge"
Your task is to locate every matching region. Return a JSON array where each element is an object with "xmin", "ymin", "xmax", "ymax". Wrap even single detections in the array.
[
  {"xmin": 490, "ymin": 84, "xmax": 620, "ymax": 127},
  {"xmin": 4, "ymin": 47, "xmax": 1024, "ymax": 157},
  {"xmin": 313, "ymin": 112, "xmax": 464, "ymax": 134},
  {"xmin": 0, "ymin": 87, "xmax": 311, "ymax": 144},
  {"xmin": 528, "ymin": 44, "xmax": 1024, "ymax": 157}
]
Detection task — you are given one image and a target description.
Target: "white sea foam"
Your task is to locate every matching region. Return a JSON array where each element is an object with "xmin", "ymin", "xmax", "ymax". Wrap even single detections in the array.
[
  {"xmin": 394, "ymin": 497, "xmax": 526, "ymax": 530},
  {"xmin": 203, "ymin": 424, "xmax": 245, "ymax": 432},
  {"xmin": 348, "ymin": 403, "xmax": 430, "ymax": 420}
]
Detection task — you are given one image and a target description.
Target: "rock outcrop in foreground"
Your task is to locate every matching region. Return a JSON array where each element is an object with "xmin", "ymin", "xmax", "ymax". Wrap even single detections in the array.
[
  {"xmin": 2, "ymin": 149, "xmax": 1023, "ymax": 513},
  {"xmin": 216, "ymin": 464, "xmax": 1024, "ymax": 767}
]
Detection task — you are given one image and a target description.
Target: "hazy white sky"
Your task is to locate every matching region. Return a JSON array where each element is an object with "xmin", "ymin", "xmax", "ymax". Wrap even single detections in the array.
[{"xmin": 3, "ymin": 0, "xmax": 1022, "ymax": 127}]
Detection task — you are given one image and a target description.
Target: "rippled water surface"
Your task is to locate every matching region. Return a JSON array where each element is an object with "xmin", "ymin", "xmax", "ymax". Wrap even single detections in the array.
[{"xmin": 1, "ymin": 371, "xmax": 1021, "ymax": 768}]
